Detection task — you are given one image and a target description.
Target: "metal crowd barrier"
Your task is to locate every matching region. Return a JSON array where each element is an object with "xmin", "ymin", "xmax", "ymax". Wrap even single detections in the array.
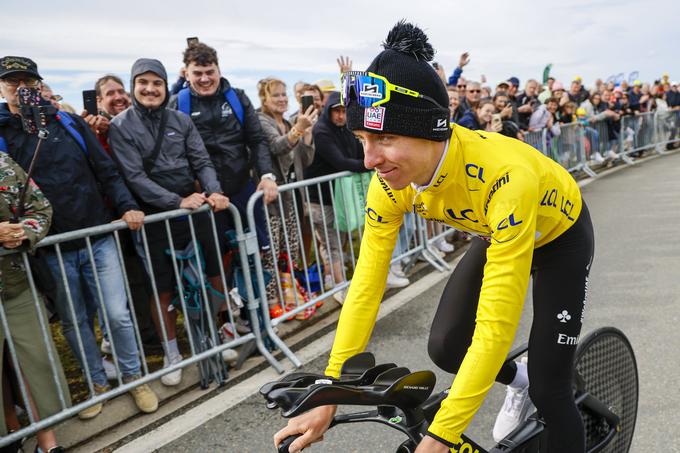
[
  {"xmin": 0, "ymin": 204, "xmax": 267, "ymax": 447},
  {"xmin": 1, "ymin": 108, "xmax": 678, "ymax": 447},
  {"xmin": 548, "ymin": 110, "xmax": 679, "ymax": 178},
  {"xmin": 524, "ymin": 129, "xmax": 548, "ymax": 156},
  {"xmin": 244, "ymin": 171, "xmax": 451, "ymax": 368}
]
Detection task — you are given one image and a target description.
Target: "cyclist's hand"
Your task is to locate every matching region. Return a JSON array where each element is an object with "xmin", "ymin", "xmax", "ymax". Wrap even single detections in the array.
[
  {"xmin": 414, "ymin": 435, "xmax": 450, "ymax": 453},
  {"xmin": 273, "ymin": 405, "xmax": 336, "ymax": 452}
]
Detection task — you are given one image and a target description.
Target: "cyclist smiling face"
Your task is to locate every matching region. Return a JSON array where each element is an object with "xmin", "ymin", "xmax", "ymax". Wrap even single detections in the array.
[{"xmin": 354, "ymin": 130, "xmax": 445, "ymax": 190}]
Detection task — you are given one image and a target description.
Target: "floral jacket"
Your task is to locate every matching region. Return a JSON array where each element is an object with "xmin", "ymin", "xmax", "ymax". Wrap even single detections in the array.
[{"xmin": 0, "ymin": 153, "xmax": 52, "ymax": 299}]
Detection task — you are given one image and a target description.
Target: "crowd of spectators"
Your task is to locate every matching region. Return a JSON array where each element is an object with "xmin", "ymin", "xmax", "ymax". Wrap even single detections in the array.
[
  {"xmin": 0, "ymin": 43, "xmax": 678, "ymax": 449},
  {"xmin": 435, "ymin": 54, "xmax": 680, "ymax": 164}
]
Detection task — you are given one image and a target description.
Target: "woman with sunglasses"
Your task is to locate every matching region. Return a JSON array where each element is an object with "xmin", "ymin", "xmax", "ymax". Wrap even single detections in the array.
[{"xmin": 275, "ymin": 21, "xmax": 593, "ymax": 453}]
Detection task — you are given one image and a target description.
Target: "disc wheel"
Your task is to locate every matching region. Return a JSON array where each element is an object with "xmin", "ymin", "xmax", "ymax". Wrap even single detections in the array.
[{"xmin": 574, "ymin": 327, "xmax": 638, "ymax": 452}]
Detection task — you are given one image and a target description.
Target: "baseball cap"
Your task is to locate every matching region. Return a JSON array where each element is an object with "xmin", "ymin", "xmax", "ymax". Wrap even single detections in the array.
[
  {"xmin": 552, "ymin": 81, "xmax": 565, "ymax": 91},
  {"xmin": 496, "ymin": 80, "xmax": 510, "ymax": 89},
  {"xmin": 507, "ymin": 77, "xmax": 520, "ymax": 87},
  {"xmin": 0, "ymin": 56, "xmax": 42, "ymax": 80},
  {"xmin": 315, "ymin": 79, "xmax": 337, "ymax": 93}
]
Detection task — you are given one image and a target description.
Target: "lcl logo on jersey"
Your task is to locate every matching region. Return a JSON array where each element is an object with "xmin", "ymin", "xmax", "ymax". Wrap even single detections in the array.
[
  {"xmin": 465, "ymin": 163, "xmax": 486, "ymax": 183},
  {"xmin": 366, "ymin": 207, "xmax": 387, "ymax": 223},
  {"xmin": 496, "ymin": 213, "xmax": 522, "ymax": 230},
  {"xmin": 445, "ymin": 208, "xmax": 479, "ymax": 223}
]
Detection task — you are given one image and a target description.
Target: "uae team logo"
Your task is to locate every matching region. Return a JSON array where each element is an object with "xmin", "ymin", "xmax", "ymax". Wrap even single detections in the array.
[{"xmin": 364, "ymin": 106, "xmax": 385, "ymax": 130}]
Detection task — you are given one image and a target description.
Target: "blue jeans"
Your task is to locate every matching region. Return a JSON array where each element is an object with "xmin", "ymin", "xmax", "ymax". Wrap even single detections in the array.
[{"xmin": 45, "ymin": 235, "xmax": 141, "ymax": 386}]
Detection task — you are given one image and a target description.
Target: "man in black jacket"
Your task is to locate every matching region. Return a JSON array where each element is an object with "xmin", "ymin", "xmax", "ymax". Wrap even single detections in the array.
[
  {"xmin": 168, "ymin": 43, "xmax": 275, "ymax": 249},
  {"xmin": 0, "ymin": 56, "xmax": 157, "ymax": 419}
]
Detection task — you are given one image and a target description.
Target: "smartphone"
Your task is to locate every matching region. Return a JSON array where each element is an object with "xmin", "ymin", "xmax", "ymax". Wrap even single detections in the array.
[
  {"xmin": 432, "ymin": 62, "xmax": 439, "ymax": 70},
  {"xmin": 301, "ymin": 94, "xmax": 314, "ymax": 114},
  {"xmin": 187, "ymin": 36, "xmax": 199, "ymax": 47},
  {"xmin": 82, "ymin": 89, "xmax": 98, "ymax": 116},
  {"xmin": 491, "ymin": 113, "xmax": 502, "ymax": 129},
  {"xmin": 18, "ymin": 87, "xmax": 48, "ymax": 134}
]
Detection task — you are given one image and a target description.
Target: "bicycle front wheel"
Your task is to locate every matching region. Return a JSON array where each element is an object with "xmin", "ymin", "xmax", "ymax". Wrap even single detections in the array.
[{"xmin": 574, "ymin": 327, "xmax": 638, "ymax": 452}]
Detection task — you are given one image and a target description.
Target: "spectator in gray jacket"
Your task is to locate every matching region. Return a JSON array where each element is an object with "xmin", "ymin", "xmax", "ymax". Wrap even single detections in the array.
[
  {"xmin": 529, "ymin": 97, "xmax": 561, "ymax": 136},
  {"xmin": 108, "ymin": 58, "xmax": 229, "ymax": 387}
]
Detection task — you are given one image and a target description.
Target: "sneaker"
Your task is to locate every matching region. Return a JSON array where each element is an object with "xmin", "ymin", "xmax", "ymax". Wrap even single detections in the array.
[
  {"xmin": 390, "ymin": 262, "xmax": 407, "ymax": 278},
  {"xmin": 324, "ymin": 274, "xmax": 335, "ymax": 291},
  {"xmin": 36, "ymin": 447, "xmax": 66, "ymax": 453},
  {"xmin": 332, "ymin": 289, "xmax": 346, "ymax": 305},
  {"xmin": 221, "ymin": 348, "xmax": 239, "ymax": 365},
  {"xmin": 492, "ymin": 360, "xmax": 535, "ymax": 442},
  {"xmin": 434, "ymin": 238, "xmax": 455, "ymax": 254},
  {"xmin": 100, "ymin": 338, "xmax": 112, "ymax": 355},
  {"xmin": 386, "ymin": 270, "xmax": 410, "ymax": 289},
  {"xmin": 102, "ymin": 357, "xmax": 118, "ymax": 381},
  {"xmin": 592, "ymin": 151, "xmax": 605, "ymax": 164},
  {"xmin": 78, "ymin": 383, "xmax": 110, "ymax": 420},
  {"xmin": 123, "ymin": 375, "xmax": 158, "ymax": 413},
  {"xmin": 607, "ymin": 150, "xmax": 619, "ymax": 160},
  {"xmin": 160, "ymin": 354, "xmax": 183, "ymax": 387},
  {"xmin": 220, "ymin": 319, "xmax": 251, "ymax": 340}
]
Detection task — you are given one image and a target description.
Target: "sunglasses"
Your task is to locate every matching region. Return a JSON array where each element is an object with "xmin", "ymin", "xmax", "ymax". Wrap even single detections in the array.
[
  {"xmin": 467, "ymin": 89, "xmax": 481, "ymax": 93},
  {"xmin": 340, "ymin": 71, "xmax": 446, "ymax": 109},
  {"xmin": 1, "ymin": 76, "xmax": 40, "ymax": 88},
  {"xmin": 457, "ymin": 84, "xmax": 467, "ymax": 89}
]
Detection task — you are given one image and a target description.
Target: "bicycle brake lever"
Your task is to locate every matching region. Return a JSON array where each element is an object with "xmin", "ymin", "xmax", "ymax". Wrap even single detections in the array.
[{"xmin": 277, "ymin": 434, "xmax": 300, "ymax": 453}]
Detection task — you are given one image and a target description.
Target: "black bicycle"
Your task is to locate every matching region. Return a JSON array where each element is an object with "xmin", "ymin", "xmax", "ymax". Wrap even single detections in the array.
[{"xmin": 261, "ymin": 327, "xmax": 638, "ymax": 452}]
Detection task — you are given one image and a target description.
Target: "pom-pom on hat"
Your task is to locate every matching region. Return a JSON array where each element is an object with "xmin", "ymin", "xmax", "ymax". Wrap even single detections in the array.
[{"xmin": 345, "ymin": 21, "xmax": 451, "ymax": 141}]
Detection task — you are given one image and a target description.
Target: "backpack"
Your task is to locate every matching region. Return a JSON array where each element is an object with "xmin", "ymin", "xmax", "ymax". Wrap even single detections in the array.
[
  {"xmin": 177, "ymin": 87, "xmax": 244, "ymax": 126},
  {"xmin": 0, "ymin": 111, "xmax": 88, "ymax": 157}
]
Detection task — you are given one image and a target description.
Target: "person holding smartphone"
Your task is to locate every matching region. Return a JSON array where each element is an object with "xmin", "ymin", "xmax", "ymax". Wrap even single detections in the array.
[{"xmin": 256, "ymin": 78, "xmax": 318, "ymax": 315}]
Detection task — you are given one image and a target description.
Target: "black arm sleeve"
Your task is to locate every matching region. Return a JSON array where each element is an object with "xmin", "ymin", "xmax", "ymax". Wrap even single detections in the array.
[{"xmin": 239, "ymin": 90, "xmax": 274, "ymax": 176}]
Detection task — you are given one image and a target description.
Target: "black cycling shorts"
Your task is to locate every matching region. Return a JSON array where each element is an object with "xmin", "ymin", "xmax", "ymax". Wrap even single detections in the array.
[{"xmin": 428, "ymin": 202, "xmax": 594, "ymax": 453}]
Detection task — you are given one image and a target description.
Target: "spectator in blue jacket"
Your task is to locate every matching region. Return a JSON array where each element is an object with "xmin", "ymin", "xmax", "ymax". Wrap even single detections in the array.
[
  {"xmin": 0, "ymin": 56, "xmax": 158, "ymax": 420},
  {"xmin": 447, "ymin": 52, "xmax": 470, "ymax": 87}
]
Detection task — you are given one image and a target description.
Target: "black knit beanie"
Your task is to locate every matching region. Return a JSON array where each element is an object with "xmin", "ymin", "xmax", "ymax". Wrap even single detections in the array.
[{"xmin": 346, "ymin": 21, "xmax": 450, "ymax": 141}]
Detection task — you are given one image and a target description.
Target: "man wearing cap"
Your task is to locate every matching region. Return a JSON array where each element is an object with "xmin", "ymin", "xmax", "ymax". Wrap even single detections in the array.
[
  {"xmin": 568, "ymin": 79, "xmax": 589, "ymax": 105},
  {"xmin": 628, "ymin": 80, "xmax": 642, "ymax": 112},
  {"xmin": 0, "ymin": 56, "xmax": 158, "ymax": 419}
]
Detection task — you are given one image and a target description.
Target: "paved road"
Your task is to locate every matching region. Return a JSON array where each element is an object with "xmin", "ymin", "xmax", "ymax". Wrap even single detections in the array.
[{"xmin": 159, "ymin": 152, "xmax": 680, "ymax": 452}]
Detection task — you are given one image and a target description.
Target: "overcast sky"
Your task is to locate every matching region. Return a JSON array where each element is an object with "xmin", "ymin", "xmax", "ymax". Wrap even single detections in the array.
[{"xmin": 3, "ymin": 0, "xmax": 679, "ymax": 111}]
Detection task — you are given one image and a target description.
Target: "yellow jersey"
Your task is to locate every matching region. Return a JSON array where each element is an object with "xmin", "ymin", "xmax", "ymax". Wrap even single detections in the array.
[{"xmin": 324, "ymin": 125, "xmax": 583, "ymax": 444}]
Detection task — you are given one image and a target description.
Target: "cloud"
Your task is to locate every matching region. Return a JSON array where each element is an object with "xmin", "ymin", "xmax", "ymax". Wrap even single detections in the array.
[{"xmin": 4, "ymin": 0, "xmax": 679, "ymax": 110}]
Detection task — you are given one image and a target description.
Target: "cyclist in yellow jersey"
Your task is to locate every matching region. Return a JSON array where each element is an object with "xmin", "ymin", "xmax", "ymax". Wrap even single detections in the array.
[{"xmin": 275, "ymin": 22, "xmax": 593, "ymax": 453}]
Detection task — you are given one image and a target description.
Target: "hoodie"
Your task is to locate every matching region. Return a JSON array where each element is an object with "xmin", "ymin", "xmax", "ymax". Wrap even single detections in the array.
[
  {"xmin": 109, "ymin": 58, "xmax": 221, "ymax": 213},
  {"xmin": 304, "ymin": 91, "xmax": 367, "ymax": 204}
]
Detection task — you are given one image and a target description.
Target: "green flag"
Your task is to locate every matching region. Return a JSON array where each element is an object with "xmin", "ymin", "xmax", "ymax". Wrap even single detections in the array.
[{"xmin": 542, "ymin": 64, "xmax": 553, "ymax": 84}]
